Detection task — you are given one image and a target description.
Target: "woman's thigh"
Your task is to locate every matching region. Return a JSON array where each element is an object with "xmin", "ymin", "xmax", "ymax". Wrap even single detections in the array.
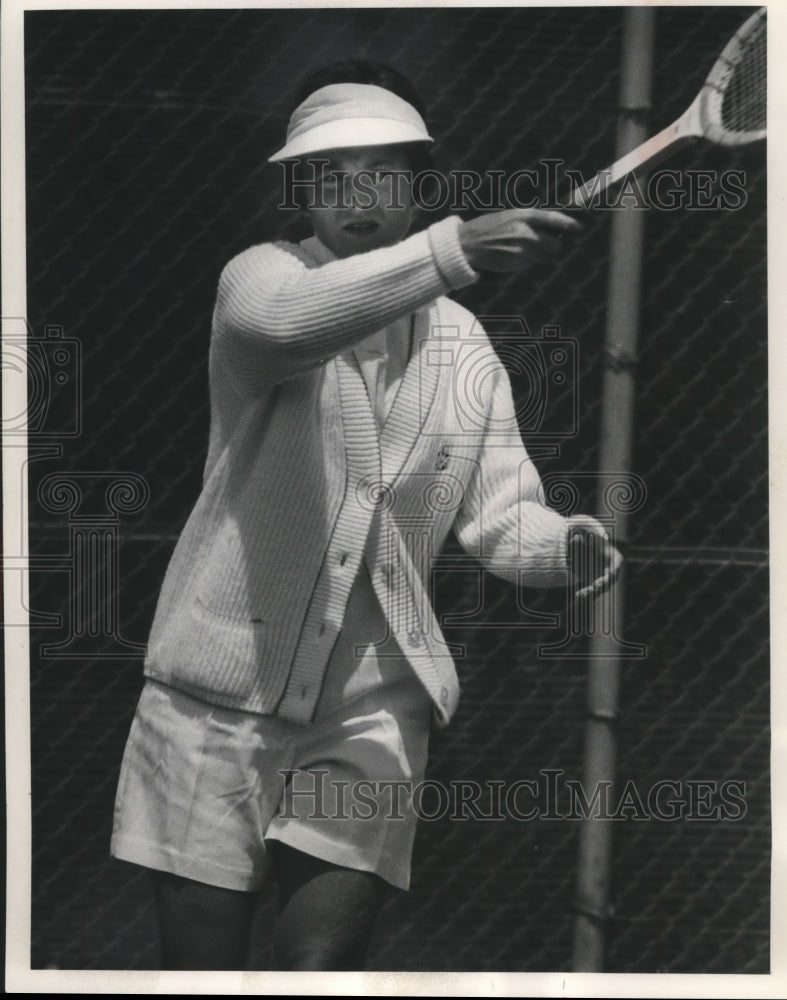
[
  {"xmin": 269, "ymin": 842, "xmax": 392, "ymax": 971},
  {"xmin": 152, "ymin": 871, "xmax": 259, "ymax": 970}
]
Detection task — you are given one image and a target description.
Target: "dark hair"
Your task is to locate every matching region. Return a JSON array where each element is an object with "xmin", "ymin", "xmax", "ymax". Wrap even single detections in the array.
[{"xmin": 295, "ymin": 60, "xmax": 428, "ymax": 121}]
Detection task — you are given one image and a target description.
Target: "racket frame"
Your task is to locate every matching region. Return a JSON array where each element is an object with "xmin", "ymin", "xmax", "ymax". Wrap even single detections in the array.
[{"xmin": 567, "ymin": 6, "xmax": 765, "ymax": 209}]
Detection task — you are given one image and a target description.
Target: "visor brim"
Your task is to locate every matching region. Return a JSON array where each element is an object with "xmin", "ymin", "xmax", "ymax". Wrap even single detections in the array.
[{"xmin": 269, "ymin": 118, "xmax": 433, "ymax": 162}]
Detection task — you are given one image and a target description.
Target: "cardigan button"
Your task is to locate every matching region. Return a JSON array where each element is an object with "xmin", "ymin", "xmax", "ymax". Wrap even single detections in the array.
[
  {"xmin": 440, "ymin": 686, "xmax": 449, "ymax": 705},
  {"xmin": 407, "ymin": 630, "xmax": 421, "ymax": 648}
]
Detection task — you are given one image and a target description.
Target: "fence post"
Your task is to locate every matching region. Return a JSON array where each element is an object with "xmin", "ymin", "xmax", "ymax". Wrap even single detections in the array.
[{"xmin": 572, "ymin": 6, "xmax": 656, "ymax": 972}]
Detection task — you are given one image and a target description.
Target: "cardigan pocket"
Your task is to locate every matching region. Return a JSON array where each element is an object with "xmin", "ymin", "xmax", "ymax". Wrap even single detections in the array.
[
  {"xmin": 193, "ymin": 595, "xmax": 269, "ymax": 626},
  {"xmin": 170, "ymin": 599, "xmax": 296, "ymax": 705}
]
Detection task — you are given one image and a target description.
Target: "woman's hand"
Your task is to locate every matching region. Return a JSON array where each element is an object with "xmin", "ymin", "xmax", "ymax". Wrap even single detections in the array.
[
  {"xmin": 566, "ymin": 514, "xmax": 623, "ymax": 601},
  {"xmin": 457, "ymin": 209, "xmax": 583, "ymax": 272}
]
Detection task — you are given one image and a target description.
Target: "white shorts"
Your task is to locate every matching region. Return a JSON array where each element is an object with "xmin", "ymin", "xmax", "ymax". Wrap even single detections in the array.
[{"xmin": 111, "ymin": 650, "xmax": 432, "ymax": 892}]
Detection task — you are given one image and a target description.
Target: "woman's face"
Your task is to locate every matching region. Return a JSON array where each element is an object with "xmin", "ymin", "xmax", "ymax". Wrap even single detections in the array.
[{"xmin": 305, "ymin": 144, "xmax": 416, "ymax": 259}]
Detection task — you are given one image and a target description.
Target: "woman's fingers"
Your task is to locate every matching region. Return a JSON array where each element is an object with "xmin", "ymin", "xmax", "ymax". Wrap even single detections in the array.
[
  {"xmin": 568, "ymin": 517, "xmax": 623, "ymax": 600},
  {"xmin": 458, "ymin": 208, "xmax": 583, "ymax": 272},
  {"xmin": 524, "ymin": 208, "xmax": 584, "ymax": 236}
]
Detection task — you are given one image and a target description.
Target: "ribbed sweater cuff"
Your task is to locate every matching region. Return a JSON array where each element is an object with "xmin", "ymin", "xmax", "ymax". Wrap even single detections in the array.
[
  {"xmin": 554, "ymin": 516, "xmax": 570, "ymax": 569},
  {"xmin": 523, "ymin": 504, "xmax": 570, "ymax": 574},
  {"xmin": 427, "ymin": 216, "xmax": 480, "ymax": 290}
]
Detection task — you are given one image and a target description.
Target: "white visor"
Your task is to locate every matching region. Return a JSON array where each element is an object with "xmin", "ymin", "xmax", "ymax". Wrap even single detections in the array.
[{"xmin": 269, "ymin": 82, "xmax": 433, "ymax": 162}]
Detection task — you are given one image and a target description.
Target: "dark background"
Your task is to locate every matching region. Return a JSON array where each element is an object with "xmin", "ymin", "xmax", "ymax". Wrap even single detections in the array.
[{"xmin": 23, "ymin": 6, "xmax": 768, "ymax": 972}]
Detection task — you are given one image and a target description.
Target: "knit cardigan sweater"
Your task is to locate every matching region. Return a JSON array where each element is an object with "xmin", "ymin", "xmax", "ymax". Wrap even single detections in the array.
[{"xmin": 144, "ymin": 215, "xmax": 571, "ymax": 727}]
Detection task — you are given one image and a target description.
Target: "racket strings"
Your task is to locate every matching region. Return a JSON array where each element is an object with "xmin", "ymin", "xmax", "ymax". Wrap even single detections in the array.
[{"xmin": 720, "ymin": 14, "xmax": 766, "ymax": 135}]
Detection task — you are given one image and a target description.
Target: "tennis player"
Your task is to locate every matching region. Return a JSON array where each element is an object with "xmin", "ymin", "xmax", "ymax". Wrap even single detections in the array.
[{"xmin": 110, "ymin": 60, "xmax": 622, "ymax": 971}]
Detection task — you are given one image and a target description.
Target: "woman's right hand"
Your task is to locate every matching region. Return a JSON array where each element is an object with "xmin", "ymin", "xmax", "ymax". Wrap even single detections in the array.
[{"xmin": 457, "ymin": 208, "xmax": 583, "ymax": 272}]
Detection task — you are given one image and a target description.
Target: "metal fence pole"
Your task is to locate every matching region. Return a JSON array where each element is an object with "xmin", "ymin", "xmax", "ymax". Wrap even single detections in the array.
[{"xmin": 572, "ymin": 6, "xmax": 656, "ymax": 972}]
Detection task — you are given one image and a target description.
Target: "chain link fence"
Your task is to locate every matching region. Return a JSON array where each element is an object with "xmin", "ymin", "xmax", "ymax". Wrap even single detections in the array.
[{"xmin": 20, "ymin": 5, "xmax": 767, "ymax": 973}]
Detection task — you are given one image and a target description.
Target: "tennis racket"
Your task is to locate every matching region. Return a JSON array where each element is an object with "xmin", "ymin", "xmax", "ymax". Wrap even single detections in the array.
[{"xmin": 568, "ymin": 6, "xmax": 766, "ymax": 209}]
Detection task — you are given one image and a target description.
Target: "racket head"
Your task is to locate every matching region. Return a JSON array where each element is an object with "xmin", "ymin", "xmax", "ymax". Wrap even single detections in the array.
[{"xmin": 697, "ymin": 6, "xmax": 766, "ymax": 147}]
